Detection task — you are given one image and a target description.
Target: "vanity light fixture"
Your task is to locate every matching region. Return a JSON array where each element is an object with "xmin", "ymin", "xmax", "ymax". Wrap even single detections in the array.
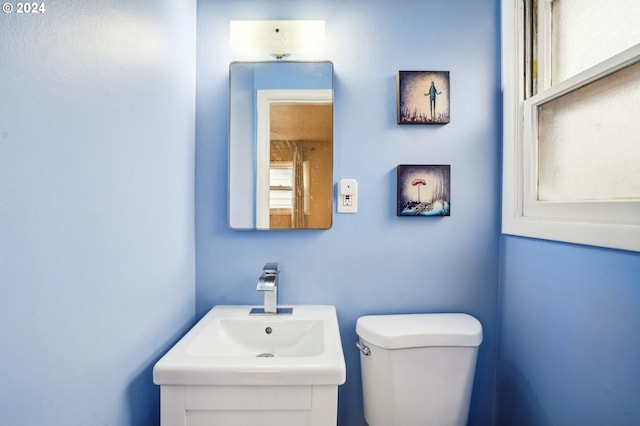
[{"xmin": 229, "ymin": 20, "xmax": 326, "ymax": 59}]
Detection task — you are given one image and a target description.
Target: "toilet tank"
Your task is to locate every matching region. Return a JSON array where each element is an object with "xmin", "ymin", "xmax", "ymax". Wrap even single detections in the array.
[{"xmin": 356, "ymin": 313, "xmax": 482, "ymax": 426}]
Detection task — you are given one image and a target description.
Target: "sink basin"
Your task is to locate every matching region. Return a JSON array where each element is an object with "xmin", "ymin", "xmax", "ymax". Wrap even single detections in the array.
[
  {"xmin": 153, "ymin": 305, "xmax": 346, "ymax": 386},
  {"xmin": 187, "ymin": 317, "xmax": 324, "ymax": 358}
]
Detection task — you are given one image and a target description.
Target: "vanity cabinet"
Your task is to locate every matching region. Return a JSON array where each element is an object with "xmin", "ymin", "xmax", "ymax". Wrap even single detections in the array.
[{"xmin": 160, "ymin": 384, "xmax": 339, "ymax": 426}]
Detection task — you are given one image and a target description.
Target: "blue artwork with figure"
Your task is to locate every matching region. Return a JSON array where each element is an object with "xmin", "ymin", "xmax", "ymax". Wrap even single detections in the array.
[
  {"xmin": 397, "ymin": 71, "xmax": 450, "ymax": 124},
  {"xmin": 397, "ymin": 164, "xmax": 450, "ymax": 216}
]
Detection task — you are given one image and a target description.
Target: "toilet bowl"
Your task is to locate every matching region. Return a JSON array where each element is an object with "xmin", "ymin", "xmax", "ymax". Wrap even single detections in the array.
[{"xmin": 356, "ymin": 313, "xmax": 482, "ymax": 426}]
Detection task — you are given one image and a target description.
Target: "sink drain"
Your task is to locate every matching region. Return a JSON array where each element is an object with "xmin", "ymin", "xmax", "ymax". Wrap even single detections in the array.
[{"xmin": 257, "ymin": 352, "xmax": 274, "ymax": 358}]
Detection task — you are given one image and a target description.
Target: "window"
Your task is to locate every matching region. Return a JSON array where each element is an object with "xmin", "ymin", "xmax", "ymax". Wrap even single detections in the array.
[
  {"xmin": 269, "ymin": 163, "xmax": 294, "ymax": 211},
  {"xmin": 268, "ymin": 161, "xmax": 310, "ymax": 214},
  {"xmin": 502, "ymin": 0, "xmax": 640, "ymax": 252}
]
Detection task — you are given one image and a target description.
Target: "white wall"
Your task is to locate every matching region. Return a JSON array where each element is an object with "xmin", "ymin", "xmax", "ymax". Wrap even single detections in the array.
[{"xmin": 0, "ymin": 1, "xmax": 196, "ymax": 424}]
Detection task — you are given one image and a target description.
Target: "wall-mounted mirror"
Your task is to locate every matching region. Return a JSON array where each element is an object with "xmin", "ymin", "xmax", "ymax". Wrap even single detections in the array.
[{"xmin": 229, "ymin": 61, "xmax": 333, "ymax": 230}]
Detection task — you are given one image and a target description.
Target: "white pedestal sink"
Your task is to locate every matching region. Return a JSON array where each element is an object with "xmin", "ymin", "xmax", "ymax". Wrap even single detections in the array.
[{"xmin": 153, "ymin": 305, "xmax": 346, "ymax": 426}]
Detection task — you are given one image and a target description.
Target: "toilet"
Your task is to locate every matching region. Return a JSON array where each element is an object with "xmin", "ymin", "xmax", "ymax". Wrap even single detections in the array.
[{"xmin": 356, "ymin": 313, "xmax": 482, "ymax": 426}]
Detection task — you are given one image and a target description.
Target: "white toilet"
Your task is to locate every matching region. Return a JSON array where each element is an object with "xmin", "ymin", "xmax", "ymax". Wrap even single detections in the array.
[{"xmin": 356, "ymin": 313, "xmax": 483, "ymax": 426}]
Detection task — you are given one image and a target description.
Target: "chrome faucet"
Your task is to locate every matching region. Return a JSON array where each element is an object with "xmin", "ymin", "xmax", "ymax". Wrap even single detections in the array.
[
  {"xmin": 256, "ymin": 262, "xmax": 279, "ymax": 313},
  {"xmin": 250, "ymin": 263, "xmax": 292, "ymax": 315}
]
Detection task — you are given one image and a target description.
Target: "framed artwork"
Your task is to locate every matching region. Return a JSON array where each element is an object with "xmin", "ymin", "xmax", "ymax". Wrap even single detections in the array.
[
  {"xmin": 397, "ymin": 164, "xmax": 450, "ymax": 216},
  {"xmin": 397, "ymin": 71, "xmax": 450, "ymax": 124}
]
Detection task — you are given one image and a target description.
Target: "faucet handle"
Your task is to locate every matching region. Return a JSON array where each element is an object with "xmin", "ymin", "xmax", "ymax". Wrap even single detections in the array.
[{"xmin": 263, "ymin": 262, "xmax": 279, "ymax": 275}]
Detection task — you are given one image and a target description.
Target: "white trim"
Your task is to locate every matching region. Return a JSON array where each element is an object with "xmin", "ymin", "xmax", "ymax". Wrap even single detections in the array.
[
  {"xmin": 501, "ymin": 0, "xmax": 525, "ymax": 233},
  {"xmin": 501, "ymin": 0, "xmax": 640, "ymax": 252},
  {"xmin": 255, "ymin": 89, "xmax": 332, "ymax": 229}
]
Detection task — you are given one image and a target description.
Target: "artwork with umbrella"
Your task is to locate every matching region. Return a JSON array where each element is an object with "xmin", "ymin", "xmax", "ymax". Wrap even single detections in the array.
[{"xmin": 397, "ymin": 164, "xmax": 450, "ymax": 216}]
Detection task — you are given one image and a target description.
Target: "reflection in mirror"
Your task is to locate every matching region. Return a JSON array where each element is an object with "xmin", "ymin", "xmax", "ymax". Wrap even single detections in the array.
[{"xmin": 229, "ymin": 62, "xmax": 333, "ymax": 230}]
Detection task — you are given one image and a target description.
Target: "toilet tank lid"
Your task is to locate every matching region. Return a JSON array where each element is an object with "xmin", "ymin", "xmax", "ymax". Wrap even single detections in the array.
[{"xmin": 356, "ymin": 313, "xmax": 482, "ymax": 349}]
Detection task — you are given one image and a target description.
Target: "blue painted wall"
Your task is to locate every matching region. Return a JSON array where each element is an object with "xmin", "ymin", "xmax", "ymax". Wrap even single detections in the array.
[
  {"xmin": 196, "ymin": 0, "xmax": 501, "ymax": 424},
  {"xmin": 498, "ymin": 236, "xmax": 640, "ymax": 426},
  {"xmin": 0, "ymin": 1, "xmax": 197, "ymax": 424},
  {"xmin": 4, "ymin": 1, "xmax": 636, "ymax": 425}
]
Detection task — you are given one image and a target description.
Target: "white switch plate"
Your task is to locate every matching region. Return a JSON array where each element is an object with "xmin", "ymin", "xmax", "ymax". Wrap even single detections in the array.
[{"xmin": 338, "ymin": 179, "xmax": 358, "ymax": 213}]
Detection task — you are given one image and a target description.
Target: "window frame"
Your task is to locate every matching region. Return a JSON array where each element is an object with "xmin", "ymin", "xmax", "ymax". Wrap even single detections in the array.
[{"xmin": 501, "ymin": 0, "xmax": 640, "ymax": 252}]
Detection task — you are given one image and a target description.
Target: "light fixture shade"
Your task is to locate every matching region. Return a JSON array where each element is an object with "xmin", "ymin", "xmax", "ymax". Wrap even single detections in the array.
[{"xmin": 230, "ymin": 20, "xmax": 326, "ymax": 59}]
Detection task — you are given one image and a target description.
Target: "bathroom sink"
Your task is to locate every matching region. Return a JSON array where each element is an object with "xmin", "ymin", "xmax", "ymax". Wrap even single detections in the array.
[
  {"xmin": 153, "ymin": 305, "xmax": 346, "ymax": 386},
  {"xmin": 187, "ymin": 316, "xmax": 324, "ymax": 358}
]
